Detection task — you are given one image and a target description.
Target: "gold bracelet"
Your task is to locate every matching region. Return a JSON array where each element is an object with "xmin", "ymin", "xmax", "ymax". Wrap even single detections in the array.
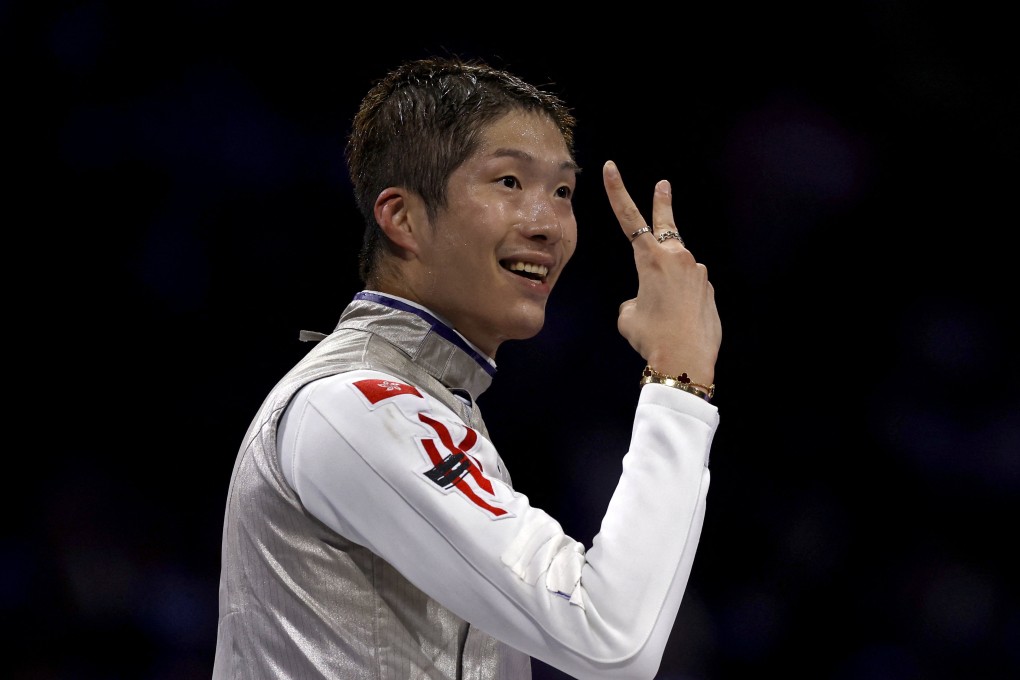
[{"xmin": 640, "ymin": 365, "xmax": 716, "ymax": 401}]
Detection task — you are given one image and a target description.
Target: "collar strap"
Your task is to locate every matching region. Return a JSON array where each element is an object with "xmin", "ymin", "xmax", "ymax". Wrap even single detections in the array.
[{"xmin": 354, "ymin": 291, "xmax": 496, "ymax": 377}]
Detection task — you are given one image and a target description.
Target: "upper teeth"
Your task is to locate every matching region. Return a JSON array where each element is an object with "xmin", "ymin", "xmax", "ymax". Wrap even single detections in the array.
[{"xmin": 506, "ymin": 262, "xmax": 548, "ymax": 278}]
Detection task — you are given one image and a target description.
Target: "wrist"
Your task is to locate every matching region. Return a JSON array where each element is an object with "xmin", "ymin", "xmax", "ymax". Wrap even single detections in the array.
[{"xmin": 639, "ymin": 365, "xmax": 716, "ymax": 402}]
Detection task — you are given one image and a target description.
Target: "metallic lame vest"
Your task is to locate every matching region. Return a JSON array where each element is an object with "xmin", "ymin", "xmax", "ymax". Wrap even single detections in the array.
[{"xmin": 213, "ymin": 293, "xmax": 532, "ymax": 679}]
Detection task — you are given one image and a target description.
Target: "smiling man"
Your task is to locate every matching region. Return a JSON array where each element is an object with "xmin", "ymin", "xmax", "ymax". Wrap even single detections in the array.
[
  {"xmin": 213, "ymin": 56, "xmax": 722, "ymax": 680},
  {"xmin": 369, "ymin": 108, "xmax": 579, "ymax": 355}
]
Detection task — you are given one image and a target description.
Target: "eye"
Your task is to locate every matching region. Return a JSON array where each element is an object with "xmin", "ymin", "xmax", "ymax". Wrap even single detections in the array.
[
  {"xmin": 555, "ymin": 185, "xmax": 573, "ymax": 200},
  {"xmin": 498, "ymin": 176, "xmax": 520, "ymax": 189}
]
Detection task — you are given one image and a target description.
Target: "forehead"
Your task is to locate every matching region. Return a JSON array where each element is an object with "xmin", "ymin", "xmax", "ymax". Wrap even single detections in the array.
[{"xmin": 471, "ymin": 110, "xmax": 575, "ymax": 168}]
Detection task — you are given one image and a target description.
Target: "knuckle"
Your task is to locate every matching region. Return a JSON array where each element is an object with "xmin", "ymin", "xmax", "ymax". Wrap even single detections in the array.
[{"xmin": 620, "ymin": 204, "xmax": 644, "ymax": 224}]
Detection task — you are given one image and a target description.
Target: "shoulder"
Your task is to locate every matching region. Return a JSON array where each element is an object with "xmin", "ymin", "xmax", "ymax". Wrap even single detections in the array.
[
  {"xmin": 288, "ymin": 369, "xmax": 459, "ymax": 430},
  {"xmin": 302, "ymin": 369, "xmax": 427, "ymax": 403}
]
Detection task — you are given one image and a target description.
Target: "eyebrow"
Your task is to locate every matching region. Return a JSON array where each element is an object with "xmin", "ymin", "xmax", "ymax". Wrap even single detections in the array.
[{"xmin": 491, "ymin": 148, "xmax": 582, "ymax": 175}]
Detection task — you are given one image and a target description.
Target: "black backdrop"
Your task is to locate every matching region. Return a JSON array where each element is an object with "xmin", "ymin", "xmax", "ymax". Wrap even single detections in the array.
[{"xmin": 17, "ymin": 3, "xmax": 1018, "ymax": 678}]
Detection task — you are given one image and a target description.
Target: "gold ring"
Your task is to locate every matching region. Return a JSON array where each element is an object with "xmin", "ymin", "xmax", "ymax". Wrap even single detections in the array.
[{"xmin": 630, "ymin": 226, "xmax": 653, "ymax": 242}]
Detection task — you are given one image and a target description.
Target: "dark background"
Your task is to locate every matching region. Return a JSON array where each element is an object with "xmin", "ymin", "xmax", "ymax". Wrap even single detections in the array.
[{"xmin": 15, "ymin": 2, "xmax": 1018, "ymax": 678}]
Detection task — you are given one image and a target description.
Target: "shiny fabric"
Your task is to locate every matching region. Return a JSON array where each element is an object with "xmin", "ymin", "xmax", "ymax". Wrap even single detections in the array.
[{"xmin": 213, "ymin": 293, "xmax": 531, "ymax": 679}]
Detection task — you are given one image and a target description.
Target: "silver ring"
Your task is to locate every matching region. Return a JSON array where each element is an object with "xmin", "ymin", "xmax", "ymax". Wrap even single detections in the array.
[
  {"xmin": 656, "ymin": 231, "xmax": 684, "ymax": 246},
  {"xmin": 630, "ymin": 226, "xmax": 653, "ymax": 242}
]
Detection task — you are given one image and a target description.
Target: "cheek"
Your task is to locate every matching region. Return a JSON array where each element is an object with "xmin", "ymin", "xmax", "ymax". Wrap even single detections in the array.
[{"xmin": 562, "ymin": 223, "xmax": 579, "ymax": 260}]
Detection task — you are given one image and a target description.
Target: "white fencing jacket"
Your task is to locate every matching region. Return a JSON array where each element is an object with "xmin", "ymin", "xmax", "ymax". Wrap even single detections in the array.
[{"xmin": 215, "ymin": 291, "xmax": 718, "ymax": 680}]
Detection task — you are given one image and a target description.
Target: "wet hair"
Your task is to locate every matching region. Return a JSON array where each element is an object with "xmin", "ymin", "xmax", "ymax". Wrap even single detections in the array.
[{"xmin": 344, "ymin": 55, "xmax": 577, "ymax": 283}]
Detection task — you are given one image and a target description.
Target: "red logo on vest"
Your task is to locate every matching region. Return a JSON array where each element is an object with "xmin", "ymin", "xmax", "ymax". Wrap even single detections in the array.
[{"xmin": 353, "ymin": 379, "xmax": 423, "ymax": 404}]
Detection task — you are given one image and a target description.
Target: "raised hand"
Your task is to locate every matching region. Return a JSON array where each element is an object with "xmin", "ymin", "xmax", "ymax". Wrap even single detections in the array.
[{"xmin": 602, "ymin": 160, "xmax": 721, "ymax": 386}]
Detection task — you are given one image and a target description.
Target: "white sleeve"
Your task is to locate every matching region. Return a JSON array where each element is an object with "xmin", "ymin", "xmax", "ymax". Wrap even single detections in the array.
[{"xmin": 278, "ymin": 369, "xmax": 718, "ymax": 680}]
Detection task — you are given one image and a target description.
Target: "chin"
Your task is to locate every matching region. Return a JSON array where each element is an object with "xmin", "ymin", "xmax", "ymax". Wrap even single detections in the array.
[{"xmin": 503, "ymin": 308, "xmax": 547, "ymax": 341}]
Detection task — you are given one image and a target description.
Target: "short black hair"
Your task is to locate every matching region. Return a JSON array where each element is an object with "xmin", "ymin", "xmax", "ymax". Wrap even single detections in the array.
[{"xmin": 344, "ymin": 56, "xmax": 576, "ymax": 283}]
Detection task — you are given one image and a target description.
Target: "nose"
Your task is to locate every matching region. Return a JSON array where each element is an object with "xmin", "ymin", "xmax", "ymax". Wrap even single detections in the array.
[{"xmin": 520, "ymin": 195, "xmax": 564, "ymax": 243}]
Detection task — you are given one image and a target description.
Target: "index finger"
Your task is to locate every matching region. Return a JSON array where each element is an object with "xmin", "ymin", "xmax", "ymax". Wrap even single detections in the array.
[{"xmin": 603, "ymin": 160, "xmax": 651, "ymax": 244}]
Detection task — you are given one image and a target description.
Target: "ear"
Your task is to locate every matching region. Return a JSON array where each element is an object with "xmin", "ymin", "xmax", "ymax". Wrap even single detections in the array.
[{"xmin": 374, "ymin": 187, "xmax": 427, "ymax": 256}]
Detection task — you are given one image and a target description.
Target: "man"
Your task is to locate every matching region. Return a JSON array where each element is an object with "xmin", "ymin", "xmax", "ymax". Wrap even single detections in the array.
[{"xmin": 213, "ymin": 56, "xmax": 721, "ymax": 679}]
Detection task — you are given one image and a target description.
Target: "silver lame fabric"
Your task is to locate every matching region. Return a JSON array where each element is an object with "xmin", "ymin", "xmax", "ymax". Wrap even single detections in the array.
[{"xmin": 213, "ymin": 295, "xmax": 532, "ymax": 679}]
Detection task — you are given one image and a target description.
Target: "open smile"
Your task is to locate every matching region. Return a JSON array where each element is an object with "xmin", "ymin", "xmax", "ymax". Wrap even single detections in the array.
[{"xmin": 500, "ymin": 260, "xmax": 549, "ymax": 282}]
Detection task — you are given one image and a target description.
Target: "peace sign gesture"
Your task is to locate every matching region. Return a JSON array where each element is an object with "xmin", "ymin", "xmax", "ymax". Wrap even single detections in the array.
[{"xmin": 603, "ymin": 160, "xmax": 721, "ymax": 387}]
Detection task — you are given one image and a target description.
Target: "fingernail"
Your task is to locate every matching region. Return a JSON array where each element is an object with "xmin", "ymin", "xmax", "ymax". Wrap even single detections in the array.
[
  {"xmin": 604, "ymin": 160, "xmax": 619, "ymax": 178},
  {"xmin": 656, "ymin": 179, "xmax": 671, "ymax": 196}
]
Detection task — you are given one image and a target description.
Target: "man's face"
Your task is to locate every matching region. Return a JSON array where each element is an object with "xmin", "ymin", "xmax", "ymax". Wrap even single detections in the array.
[{"xmin": 410, "ymin": 110, "xmax": 579, "ymax": 357}]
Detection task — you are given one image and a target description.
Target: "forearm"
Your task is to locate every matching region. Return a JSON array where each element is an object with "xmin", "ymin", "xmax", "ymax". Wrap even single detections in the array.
[{"xmin": 495, "ymin": 384, "xmax": 715, "ymax": 678}]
